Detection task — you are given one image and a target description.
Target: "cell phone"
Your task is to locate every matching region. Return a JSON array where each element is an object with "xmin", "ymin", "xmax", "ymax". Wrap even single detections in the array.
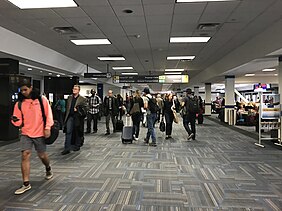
[{"xmin": 11, "ymin": 116, "xmax": 20, "ymax": 122}]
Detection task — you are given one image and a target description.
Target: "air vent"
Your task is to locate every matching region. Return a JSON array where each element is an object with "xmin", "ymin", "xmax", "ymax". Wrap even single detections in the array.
[
  {"xmin": 197, "ymin": 23, "xmax": 220, "ymax": 31},
  {"xmin": 53, "ymin": 26, "xmax": 79, "ymax": 35}
]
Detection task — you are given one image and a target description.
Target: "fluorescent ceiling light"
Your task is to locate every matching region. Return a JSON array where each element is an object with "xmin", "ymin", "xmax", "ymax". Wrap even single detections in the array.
[
  {"xmin": 48, "ymin": 73, "xmax": 52, "ymax": 75},
  {"xmin": 274, "ymin": 74, "xmax": 278, "ymax": 76},
  {"xmin": 170, "ymin": 37, "xmax": 211, "ymax": 43},
  {"xmin": 165, "ymin": 69, "xmax": 184, "ymax": 72},
  {"xmin": 167, "ymin": 56, "xmax": 195, "ymax": 60},
  {"xmin": 27, "ymin": 68, "xmax": 32, "ymax": 71},
  {"xmin": 56, "ymin": 74, "xmax": 60, "ymax": 77},
  {"xmin": 98, "ymin": 57, "xmax": 125, "ymax": 61},
  {"xmin": 71, "ymin": 39, "xmax": 111, "ymax": 45},
  {"xmin": 262, "ymin": 68, "xmax": 276, "ymax": 72},
  {"xmin": 245, "ymin": 74, "xmax": 255, "ymax": 77},
  {"xmin": 176, "ymin": 0, "xmax": 235, "ymax": 2},
  {"xmin": 121, "ymin": 72, "xmax": 138, "ymax": 75},
  {"xmin": 112, "ymin": 67, "xmax": 133, "ymax": 70},
  {"xmin": 8, "ymin": 0, "xmax": 77, "ymax": 9},
  {"xmin": 164, "ymin": 72, "xmax": 182, "ymax": 75}
]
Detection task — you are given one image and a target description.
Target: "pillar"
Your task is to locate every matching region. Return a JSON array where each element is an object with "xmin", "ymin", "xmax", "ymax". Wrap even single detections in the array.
[
  {"xmin": 205, "ymin": 83, "xmax": 212, "ymax": 115},
  {"xmin": 278, "ymin": 57, "xmax": 282, "ymax": 143},
  {"xmin": 224, "ymin": 75, "xmax": 235, "ymax": 125},
  {"xmin": 194, "ymin": 86, "xmax": 199, "ymax": 96}
]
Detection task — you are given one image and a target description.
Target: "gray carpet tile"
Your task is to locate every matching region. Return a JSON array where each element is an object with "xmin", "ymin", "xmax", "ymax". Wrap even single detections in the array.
[{"xmin": 0, "ymin": 117, "xmax": 282, "ymax": 211}]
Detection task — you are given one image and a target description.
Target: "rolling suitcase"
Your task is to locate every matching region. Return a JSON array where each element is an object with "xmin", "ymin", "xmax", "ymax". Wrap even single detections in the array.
[
  {"xmin": 116, "ymin": 119, "xmax": 124, "ymax": 132},
  {"xmin": 121, "ymin": 117, "xmax": 133, "ymax": 144}
]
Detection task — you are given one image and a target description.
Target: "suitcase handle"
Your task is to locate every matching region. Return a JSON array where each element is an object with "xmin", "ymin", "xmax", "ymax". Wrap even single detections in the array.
[{"xmin": 125, "ymin": 116, "xmax": 132, "ymax": 126}]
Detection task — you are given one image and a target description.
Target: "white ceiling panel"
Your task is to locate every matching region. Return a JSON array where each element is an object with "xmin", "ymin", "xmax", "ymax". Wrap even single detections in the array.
[
  {"xmin": 53, "ymin": 8, "xmax": 88, "ymax": 18},
  {"xmin": 173, "ymin": 14, "xmax": 201, "ymax": 25},
  {"xmin": 118, "ymin": 16, "xmax": 146, "ymax": 26},
  {"xmin": 37, "ymin": 18, "xmax": 71, "ymax": 28},
  {"xmin": 146, "ymin": 15, "xmax": 172, "ymax": 25},
  {"xmin": 24, "ymin": 9, "xmax": 60, "ymax": 19},
  {"xmin": 112, "ymin": 5, "xmax": 144, "ymax": 17},
  {"xmin": 173, "ymin": 3, "xmax": 206, "ymax": 15},
  {"xmin": 108, "ymin": 0, "xmax": 142, "ymax": 6},
  {"xmin": 75, "ymin": 0, "xmax": 110, "ymax": 6},
  {"xmin": 83, "ymin": 6, "xmax": 116, "ymax": 17},
  {"xmin": 142, "ymin": 0, "xmax": 175, "ymax": 5},
  {"xmin": 144, "ymin": 4, "xmax": 174, "ymax": 16}
]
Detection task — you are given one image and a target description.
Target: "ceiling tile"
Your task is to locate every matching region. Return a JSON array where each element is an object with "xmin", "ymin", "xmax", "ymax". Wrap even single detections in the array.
[{"xmin": 53, "ymin": 8, "xmax": 88, "ymax": 18}]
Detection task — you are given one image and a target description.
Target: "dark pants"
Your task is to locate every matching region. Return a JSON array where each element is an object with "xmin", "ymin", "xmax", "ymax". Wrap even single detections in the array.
[
  {"xmin": 87, "ymin": 113, "xmax": 99, "ymax": 132},
  {"xmin": 55, "ymin": 110, "xmax": 64, "ymax": 130},
  {"xmin": 65, "ymin": 116, "xmax": 82, "ymax": 150},
  {"xmin": 132, "ymin": 113, "xmax": 142, "ymax": 138},
  {"xmin": 165, "ymin": 112, "xmax": 174, "ymax": 136},
  {"xmin": 106, "ymin": 111, "xmax": 117, "ymax": 133},
  {"xmin": 183, "ymin": 114, "xmax": 196, "ymax": 138}
]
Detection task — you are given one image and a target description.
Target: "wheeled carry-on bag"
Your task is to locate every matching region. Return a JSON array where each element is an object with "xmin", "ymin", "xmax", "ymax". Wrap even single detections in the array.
[
  {"xmin": 116, "ymin": 119, "xmax": 124, "ymax": 132},
  {"xmin": 121, "ymin": 116, "xmax": 133, "ymax": 144}
]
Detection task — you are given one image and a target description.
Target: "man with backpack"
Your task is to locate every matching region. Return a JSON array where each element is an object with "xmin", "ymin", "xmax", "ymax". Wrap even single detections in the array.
[
  {"xmin": 182, "ymin": 88, "xmax": 199, "ymax": 141},
  {"xmin": 143, "ymin": 87, "xmax": 158, "ymax": 146},
  {"xmin": 11, "ymin": 79, "xmax": 54, "ymax": 195}
]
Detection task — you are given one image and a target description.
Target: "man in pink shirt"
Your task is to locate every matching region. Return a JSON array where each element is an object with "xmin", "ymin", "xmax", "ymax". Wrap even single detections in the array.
[{"xmin": 11, "ymin": 79, "xmax": 54, "ymax": 195}]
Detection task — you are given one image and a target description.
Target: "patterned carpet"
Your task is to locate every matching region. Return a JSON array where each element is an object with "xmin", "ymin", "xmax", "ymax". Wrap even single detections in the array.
[{"xmin": 0, "ymin": 117, "xmax": 282, "ymax": 211}]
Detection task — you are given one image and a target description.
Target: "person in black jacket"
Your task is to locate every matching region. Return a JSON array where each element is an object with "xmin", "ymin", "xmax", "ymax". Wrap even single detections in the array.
[
  {"xmin": 103, "ymin": 90, "xmax": 119, "ymax": 135},
  {"xmin": 163, "ymin": 93, "xmax": 175, "ymax": 139},
  {"xmin": 117, "ymin": 94, "xmax": 124, "ymax": 120},
  {"xmin": 129, "ymin": 90, "xmax": 144, "ymax": 141}
]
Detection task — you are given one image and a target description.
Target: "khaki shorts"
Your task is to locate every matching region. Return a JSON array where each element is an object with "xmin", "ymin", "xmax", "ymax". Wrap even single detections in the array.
[{"xmin": 20, "ymin": 135, "xmax": 46, "ymax": 153}]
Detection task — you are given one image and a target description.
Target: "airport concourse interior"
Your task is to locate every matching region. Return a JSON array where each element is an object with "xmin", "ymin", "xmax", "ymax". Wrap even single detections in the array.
[{"xmin": 0, "ymin": 0, "xmax": 282, "ymax": 210}]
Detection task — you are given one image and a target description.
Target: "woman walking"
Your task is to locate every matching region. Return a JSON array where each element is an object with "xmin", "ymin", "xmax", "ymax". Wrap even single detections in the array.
[{"xmin": 163, "ymin": 93, "xmax": 175, "ymax": 139}]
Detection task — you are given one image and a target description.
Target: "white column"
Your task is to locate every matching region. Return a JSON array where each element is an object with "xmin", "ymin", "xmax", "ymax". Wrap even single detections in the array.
[
  {"xmin": 224, "ymin": 76, "xmax": 235, "ymax": 125},
  {"xmin": 40, "ymin": 78, "xmax": 44, "ymax": 95},
  {"xmin": 279, "ymin": 57, "xmax": 282, "ymax": 141},
  {"xmin": 205, "ymin": 83, "xmax": 212, "ymax": 115},
  {"xmin": 194, "ymin": 86, "xmax": 199, "ymax": 96}
]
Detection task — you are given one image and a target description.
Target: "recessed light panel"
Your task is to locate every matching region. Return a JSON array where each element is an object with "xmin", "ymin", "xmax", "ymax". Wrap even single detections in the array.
[
  {"xmin": 71, "ymin": 39, "xmax": 111, "ymax": 45},
  {"xmin": 176, "ymin": 0, "xmax": 235, "ymax": 2},
  {"xmin": 167, "ymin": 56, "xmax": 195, "ymax": 60},
  {"xmin": 262, "ymin": 68, "xmax": 276, "ymax": 72},
  {"xmin": 165, "ymin": 69, "xmax": 184, "ymax": 72},
  {"xmin": 170, "ymin": 37, "xmax": 211, "ymax": 43},
  {"xmin": 121, "ymin": 72, "xmax": 138, "ymax": 75},
  {"xmin": 112, "ymin": 67, "xmax": 133, "ymax": 70},
  {"xmin": 98, "ymin": 57, "xmax": 125, "ymax": 61},
  {"xmin": 164, "ymin": 72, "xmax": 182, "ymax": 75},
  {"xmin": 245, "ymin": 74, "xmax": 255, "ymax": 77},
  {"xmin": 8, "ymin": 0, "xmax": 77, "ymax": 9}
]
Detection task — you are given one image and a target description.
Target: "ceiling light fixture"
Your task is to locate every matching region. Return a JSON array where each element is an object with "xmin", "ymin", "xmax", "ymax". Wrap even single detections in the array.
[
  {"xmin": 98, "ymin": 57, "xmax": 125, "ymax": 61},
  {"xmin": 48, "ymin": 73, "xmax": 52, "ymax": 75},
  {"xmin": 274, "ymin": 74, "xmax": 278, "ymax": 76},
  {"xmin": 170, "ymin": 37, "xmax": 211, "ymax": 43},
  {"xmin": 57, "ymin": 74, "xmax": 61, "ymax": 77},
  {"xmin": 262, "ymin": 68, "xmax": 276, "ymax": 72},
  {"xmin": 8, "ymin": 0, "xmax": 77, "ymax": 9},
  {"xmin": 245, "ymin": 74, "xmax": 255, "ymax": 77},
  {"xmin": 112, "ymin": 67, "xmax": 133, "ymax": 70},
  {"xmin": 176, "ymin": 0, "xmax": 235, "ymax": 2},
  {"xmin": 164, "ymin": 72, "xmax": 182, "ymax": 75},
  {"xmin": 167, "ymin": 56, "xmax": 195, "ymax": 60},
  {"xmin": 121, "ymin": 72, "xmax": 138, "ymax": 75},
  {"xmin": 165, "ymin": 69, "xmax": 184, "ymax": 72},
  {"xmin": 71, "ymin": 39, "xmax": 111, "ymax": 45},
  {"xmin": 27, "ymin": 68, "xmax": 32, "ymax": 71}
]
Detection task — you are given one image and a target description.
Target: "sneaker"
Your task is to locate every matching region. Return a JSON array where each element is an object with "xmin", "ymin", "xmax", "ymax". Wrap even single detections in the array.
[
  {"xmin": 149, "ymin": 142, "xmax": 157, "ymax": 147},
  {"xmin": 45, "ymin": 171, "xmax": 53, "ymax": 180},
  {"xmin": 143, "ymin": 139, "xmax": 149, "ymax": 144},
  {"xmin": 61, "ymin": 150, "xmax": 70, "ymax": 155},
  {"xmin": 187, "ymin": 133, "xmax": 194, "ymax": 141},
  {"xmin": 15, "ymin": 184, "xmax": 31, "ymax": 195}
]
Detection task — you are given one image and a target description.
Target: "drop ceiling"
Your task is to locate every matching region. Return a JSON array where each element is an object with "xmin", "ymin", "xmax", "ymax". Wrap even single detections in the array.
[{"xmin": 0, "ymin": 0, "xmax": 282, "ymax": 91}]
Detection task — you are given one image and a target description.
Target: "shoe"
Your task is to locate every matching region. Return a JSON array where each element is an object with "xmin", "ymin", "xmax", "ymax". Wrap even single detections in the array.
[
  {"xmin": 15, "ymin": 184, "xmax": 31, "ymax": 195},
  {"xmin": 73, "ymin": 147, "xmax": 80, "ymax": 151},
  {"xmin": 85, "ymin": 131, "xmax": 90, "ymax": 134},
  {"xmin": 165, "ymin": 136, "xmax": 170, "ymax": 140},
  {"xmin": 105, "ymin": 132, "xmax": 110, "ymax": 135},
  {"xmin": 149, "ymin": 143, "xmax": 157, "ymax": 147},
  {"xmin": 45, "ymin": 171, "xmax": 53, "ymax": 180},
  {"xmin": 61, "ymin": 150, "xmax": 70, "ymax": 155},
  {"xmin": 143, "ymin": 139, "xmax": 149, "ymax": 144},
  {"xmin": 187, "ymin": 133, "xmax": 194, "ymax": 141},
  {"xmin": 93, "ymin": 131, "xmax": 97, "ymax": 134},
  {"xmin": 134, "ymin": 137, "xmax": 139, "ymax": 141}
]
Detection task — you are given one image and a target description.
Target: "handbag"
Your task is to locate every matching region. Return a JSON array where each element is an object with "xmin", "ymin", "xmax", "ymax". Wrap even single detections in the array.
[
  {"xmin": 129, "ymin": 101, "xmax": 140, "ymax": 115},
  {"xmin": 159, "ymin": 117, "xmax": 165, "ymax": 132},
  {"xmin": 173, "ymin": 110, "xmax": 179, "ymax": 124}
]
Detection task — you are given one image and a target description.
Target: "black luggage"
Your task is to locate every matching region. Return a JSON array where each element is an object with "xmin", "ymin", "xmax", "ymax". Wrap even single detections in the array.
[
  {"xmin": 198, "ymin": 113, "xmax": 204, "ymax": 124},
  {"xmin": 116, "ymin": 119, "xmax": 124, "ymax": 132},
  {"xmin": 122, "ymin": 117, "xmax": 133, "ymax": 144}
]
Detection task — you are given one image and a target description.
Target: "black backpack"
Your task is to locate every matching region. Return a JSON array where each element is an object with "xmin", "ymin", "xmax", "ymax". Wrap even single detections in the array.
[
  {"xmin": 18, "ymin": 97, "xmax": 59, "ymax": 145},
  {"xmin": 186, "ymin": 96, "xmax": 199, "ymax": 114},
  {"xmin": 148, "ymin": 97, "xmax": 158, "ymax": 113}
]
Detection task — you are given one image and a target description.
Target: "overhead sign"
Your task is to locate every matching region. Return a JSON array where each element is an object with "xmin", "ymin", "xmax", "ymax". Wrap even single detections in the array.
[
  {"xmin": 113, "ymin": 75, "xmax": 189, "ymax": 84},
  {"xmin": 84, "ymin": 72, "xmax": 111, "ymax": 78}
]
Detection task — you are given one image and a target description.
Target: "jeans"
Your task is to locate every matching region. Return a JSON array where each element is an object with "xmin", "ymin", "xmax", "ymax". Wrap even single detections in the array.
[
  {"xmin": 165, "ymin": 112, "xmax": 173, "ymax": 136},
  {"xmin": 146, "ymin": 113, "xmax": 157, "ymax": 143},
  {"xmin": 64, "ymin": 116, "xmax": 82, "ymax": 150},
  {"xmin": 87, "ymin": 113, "xmax": 99, "ymax": 132},
  {"xmin": 183, "ymin": 114, "xmax": 196, "ymax": 137},
  {"xmin": 132, "ymin": 113, "xmax": 142, "ymax": 138},
  {"xmin": 106, "ymin": 111, "xmax": 117, "ymax": 133}
]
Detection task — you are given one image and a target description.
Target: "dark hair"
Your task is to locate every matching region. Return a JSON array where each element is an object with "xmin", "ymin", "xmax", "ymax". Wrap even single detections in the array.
[
  {"xmin": 186, "ymin": 88, "xmax": 192, "ymax": 94},
  {"xmin": 143, "ymin": 87, "xmax": 150, "ymax": 94},
  {"xmin": 19, "ymin": 79, "xmax": 32, "ymax": 88}
]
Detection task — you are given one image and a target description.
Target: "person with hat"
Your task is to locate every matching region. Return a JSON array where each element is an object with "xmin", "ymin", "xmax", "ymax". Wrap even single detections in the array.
[{"xmin": 143, "ymin": 87, "xmax": 158, "ymax": 146}]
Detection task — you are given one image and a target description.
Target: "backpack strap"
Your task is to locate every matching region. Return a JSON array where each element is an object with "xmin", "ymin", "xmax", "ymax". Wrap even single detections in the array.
[
  {"xmin": 38, "ymin": 96, "xmax": 47, "ymax": 127},
  {"xmin": 17, "ymin": 101, "xmax": 24, "ymax": 127}
]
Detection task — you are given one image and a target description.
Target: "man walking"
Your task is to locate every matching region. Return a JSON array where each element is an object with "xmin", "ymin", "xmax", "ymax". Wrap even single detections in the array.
[
  {"xmin": 143, "ymin": 87, "xmax": 158, "ymax": 146},
  {"xmin": 11, "ymin": 80, "xmax": 54, "ymax": 195},
  {"xmin": 103, "ymin": 90, "xmax": 118, "ymax": 135},
  {"xmin": 182, "ymin": 88, "xmax": 199, "ymax": 141},
  {"xmin": 61, "ymin": 85, "xmax": 88, "ymax": 155},
  {"xmin": 86, "ymin": 89, "xmax": 101, "ymax": 134}
]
